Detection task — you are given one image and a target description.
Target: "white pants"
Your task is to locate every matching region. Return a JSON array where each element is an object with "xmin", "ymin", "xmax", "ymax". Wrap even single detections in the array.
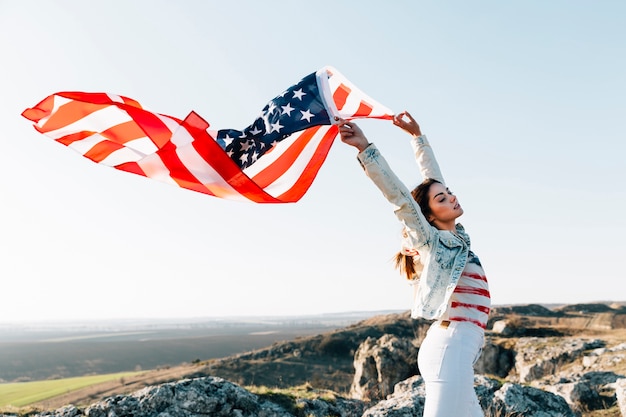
[{"xmin": 417, "ymin": 320, "xmax": 485, "ymax": 417}]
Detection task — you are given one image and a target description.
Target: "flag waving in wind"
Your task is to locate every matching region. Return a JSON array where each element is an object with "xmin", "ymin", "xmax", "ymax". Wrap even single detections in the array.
[{"xmin": 22, "ymin": 66, "xmax": 393, "ymax": 203}]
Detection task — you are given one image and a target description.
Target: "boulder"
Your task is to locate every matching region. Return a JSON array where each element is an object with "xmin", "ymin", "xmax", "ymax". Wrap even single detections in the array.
[
  {"xmin": 362, "ymin": 375, "xmax": 573, "ymax": 417},
  {"xmin": 34, "ymin": 377, "xmax": 367, "ymax": 417},
  {"xmin": 515, "ymin": 337, "xmax": 605, "ymax": 382},
  {"xmin": 492, "ymin": 383, "xmax": 575, "ymax": 417},
  {"xmin": 362, "ymin": 375, "xmax": 425, "ymax": 417},
  {"xmin": 474, "ymin": 338, "xmax": 515, "ymax": 378},
  {"xmin": 350, "ymin": 334, "xmax": 418, "ymax": 401}
]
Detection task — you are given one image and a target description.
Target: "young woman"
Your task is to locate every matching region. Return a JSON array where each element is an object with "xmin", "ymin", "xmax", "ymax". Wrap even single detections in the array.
[{"xmin": 339, "ymin": 112, "xmax": 491, "ymax": 417}]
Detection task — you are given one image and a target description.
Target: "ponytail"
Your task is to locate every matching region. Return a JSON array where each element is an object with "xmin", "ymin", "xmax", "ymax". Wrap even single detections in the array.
[
  {"xmin": 394, "ymin": 252, "xmax": 418, "ymax": 281},
  {"xmin": 393, "ymin": 178, "xmax": 441, "ymax": 281}
]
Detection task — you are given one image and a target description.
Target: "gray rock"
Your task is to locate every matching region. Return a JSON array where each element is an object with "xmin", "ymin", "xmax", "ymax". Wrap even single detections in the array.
[
  {"xmin": 34, "ymin": 377, "xmax": 367, "ymax": 417},
  {"xmin": 534, "ymin": 366, "xmax": 624, "ymax": 412},
  {"xmin": 362, "ymin": 376, "xmax": 425, "ymax": 417},
  {"xmin": 492, "ymin": 383, "xmax": 576, "ymax": 417},
  {"xmin": 362, "ymin": 374, "xmax": 504, "ymax": 417},
  {"xmin": 350, "ymin": 334, "xmax": 418, "ymax": 401},
  {"xmin": 29, "ymin": 373, "xmax": 581, "ymax": 417},
  {"xmin": 474, "ymin": 338, "xmax": 515, "ymax": 378},
  {"xmin": 515, "ymin": 337, "xmax": 605, "ymax": 382}
]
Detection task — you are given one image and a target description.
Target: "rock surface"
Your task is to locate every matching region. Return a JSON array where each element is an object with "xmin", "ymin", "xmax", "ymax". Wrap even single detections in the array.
[
  {"xmin": 30, "ymin": 375, "xmax": 579, "ymax": 417},
  {"xmin": 349, "ymin": 334, "xmax": 418, "ymax": 401}
]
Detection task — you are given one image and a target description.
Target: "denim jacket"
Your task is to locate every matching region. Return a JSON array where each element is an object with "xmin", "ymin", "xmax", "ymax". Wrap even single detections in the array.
[{"xmin": 357, "ymin": 136, "xmax": 471, "ymax": 320}]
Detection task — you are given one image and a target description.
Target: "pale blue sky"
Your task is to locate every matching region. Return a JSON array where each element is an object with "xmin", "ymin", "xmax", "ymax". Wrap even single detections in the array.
[{"xmin": 1, "ymin": 1, "xmax": 624, "ymax": 322}]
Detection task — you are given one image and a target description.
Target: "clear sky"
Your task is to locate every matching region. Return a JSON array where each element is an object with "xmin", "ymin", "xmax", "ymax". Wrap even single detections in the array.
[{"xmin": 1, "ymin": 0, "xmax": 624, "ymax": 322}]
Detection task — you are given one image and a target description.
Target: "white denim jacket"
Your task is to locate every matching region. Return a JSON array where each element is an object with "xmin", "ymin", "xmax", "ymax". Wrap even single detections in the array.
[{"xmin": 357, "ymin": 135, "xmax": 470, "ymax": 320}]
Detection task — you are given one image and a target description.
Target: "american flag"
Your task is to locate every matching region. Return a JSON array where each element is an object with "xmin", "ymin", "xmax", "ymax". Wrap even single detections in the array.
[{"xmin": 22, "ymin": 66, "xmax": 393, "ymax": 203}]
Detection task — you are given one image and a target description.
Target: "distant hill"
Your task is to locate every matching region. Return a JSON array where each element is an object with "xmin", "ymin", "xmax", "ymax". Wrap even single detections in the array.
[{"xmin": 0, "ymin": 311, "xmax": 397, "ymax": 384}]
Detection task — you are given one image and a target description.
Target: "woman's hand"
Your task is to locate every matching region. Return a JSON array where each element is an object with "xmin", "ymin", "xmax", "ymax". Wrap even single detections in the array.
[
  {"xmin": 338, "ymin": 119, "xmax": 370, "ymax": 152},
  {"xmin": 393, "ymin": 111, "xmax": 422, "ymax": 138}
]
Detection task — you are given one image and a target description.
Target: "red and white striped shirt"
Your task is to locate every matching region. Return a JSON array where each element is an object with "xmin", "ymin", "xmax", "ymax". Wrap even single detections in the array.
[{"xmin": 443, "ymin": 251, "xmax": 491, "ymax": 329}]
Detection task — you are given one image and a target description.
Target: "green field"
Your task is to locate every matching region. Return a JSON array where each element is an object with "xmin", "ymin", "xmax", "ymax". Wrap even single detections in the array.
[
  {"xmin": 0, "ymin": 372, "xmax": 140, "ymax": 407},
  {"xmin": 0, "ymin": 315, "xmax": 370, "ymax": 411}
]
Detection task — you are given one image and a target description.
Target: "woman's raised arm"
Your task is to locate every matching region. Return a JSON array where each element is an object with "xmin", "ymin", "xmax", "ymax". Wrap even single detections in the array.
[
  {"xmin": 393, "ymin": 111, "xmax": 422, "ymax": 138},
  {"xmin": 394, "ymin": 111, "xmax": 445, "ymax": 185}
]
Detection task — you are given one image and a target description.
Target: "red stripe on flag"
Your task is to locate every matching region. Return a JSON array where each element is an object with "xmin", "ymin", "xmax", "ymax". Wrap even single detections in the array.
[
  {"xmin": 56, "ymin": 131, "xmax": 96, "ymax": 146},
  {"xmin": 353, "ymin": 101, "xmax": 374, "ymax": 117},
  {"xmin": 84, "ymin": 140, "xmax": 126, "ymax": 163},
  {"xmin": 159, "ymin": 148, "xmax": 215, "ymax": 195},
  {"xmin": 333, "ymin": 84, "xmax": 351, "ymax": 111},
  {"xmin": 115, "ymin": 112, "xmax": 216, "ymax": 197},
  {"xmin": 252, "ymin": 126, "xmax": 321, "ymax": 188},
  {"xmin": 115, "ymin": 161, "xmax": 146, "ymax": 176},
  {"xmin": 21, "ymin": 94, "xmax": 55, "ymax": 123},
  {"xmin": 58, "ymin": 92, "xmax": 135, "ymax": 107},
  {"xmin": 124, "ymin": 106, "xmax": 173, "ymax": 149},
  {"xmin": 276, "ymin": 126, "xmax": 338, "ymax": 202},
  {"xmin": 101, "ymin": 120, "xmax": 151, "ymax": 145},
  {"xmin": 118, "ymin": 95, "xmax": 143, "ymax": 109},
  {"xmin": 192, "ymin": 136, "xmax": 280, "ymax": 203},
  {"xmin": 38, "ymin": 100, "xmax": 108, "ymax": 133},
  {"xmin": 158, "ymin": 145, "xmax": 216, "ymax": 196},
  {"xmin": 116, "ymin": 159, "xmax": 202, "ymax": 195}
]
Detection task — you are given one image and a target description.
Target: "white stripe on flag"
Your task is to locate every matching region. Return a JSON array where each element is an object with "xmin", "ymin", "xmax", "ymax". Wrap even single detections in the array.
[
  {"xmin": 105, "ymin": 93, "xmax": 125, "ymax": 104},
  {"xmin": 157, "ymin": 114, "xmax": 195, "ymax": 147},
  {"xmin": 66, "ymin": 133, "xmax": 107, "ymax": 156},
  {"xmin": 121, "ymin": 137, "xmax": 158, "ymax": 156},
  {"xmin": 35, "ymin": 95, "xmax": 72, "ymax": 128},
  {"xmin": 247, "ymin": 126, "xmax": 333, "ymax": 198},
  {"xmin": 100, "ymin": 142, "xmax": 153, "ymax": 166},
  {"xmin": 136, "ymin": 154, "xmax": 179, "ymax": 187},
  {"xmin": 175, "ymin": 141, "xmax": 250, "ymax": 202},
  {"xmin": 42, "ymin": 105, "xmax": 134, "ymax": 140}
]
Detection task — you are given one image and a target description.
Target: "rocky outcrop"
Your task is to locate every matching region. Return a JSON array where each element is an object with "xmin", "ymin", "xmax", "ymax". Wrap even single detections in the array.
[
  {"xmin": 361, "ymin": 376, "xmax": 427, "ymax": 417},
  {"xmin": 514, "ymin": 337, "xmax": 605, "ymax": 382},
  {"xmin": 39, "ymin": 377, "xmax": 291, "ymax": 417},
  {"xmin": 542, "ymin": 371, "xmax": 624, "ymax": 413},
  {"xmin": 34, "ymin": 377, "xmax": 367, "ymax": 417},
  {"xmin": 474, "ymin": 338, "xmax": 515, "ymax": 377},
  {"xmin": 362, "ymin": 376, "xmax": 573, "ymax": 416},
  {"xmin": 349, "ymin": 334, "xmax": 418, "ymax": 401},
  {"xmin": 31, "ymin": 375, "xmax": 579, "ymax": 417},
  {"xmin": 512, "ymin": 335, "xmax": 626, "ymax": 413},
  {"xmin": 349, "ymin": 332, "xmax": 625, "ymax": 415},
  {"xmin": 491, "ymin": 382, "xmax": 575, "ymax": 417}
]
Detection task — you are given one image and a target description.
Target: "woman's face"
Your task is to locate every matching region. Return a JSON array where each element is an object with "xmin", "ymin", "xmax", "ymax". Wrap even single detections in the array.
[{"xmin": 427, "ymin": 182, "xmax": 463, "ymax": 229}]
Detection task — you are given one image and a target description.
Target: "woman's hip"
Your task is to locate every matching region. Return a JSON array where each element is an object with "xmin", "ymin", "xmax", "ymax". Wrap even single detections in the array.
[{"xmin": 418, "ymin": 320, "xmax": 484, "ymax": 378}]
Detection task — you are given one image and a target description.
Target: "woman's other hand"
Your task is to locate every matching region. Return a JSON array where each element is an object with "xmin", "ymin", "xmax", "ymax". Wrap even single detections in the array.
[
  {"xmin": 338, "ymin": 119, "xmax": 370, "ymax": 152},
  {"xmin": 393, "ymin": 111, "xmax": 422, "ymax": 138}
]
